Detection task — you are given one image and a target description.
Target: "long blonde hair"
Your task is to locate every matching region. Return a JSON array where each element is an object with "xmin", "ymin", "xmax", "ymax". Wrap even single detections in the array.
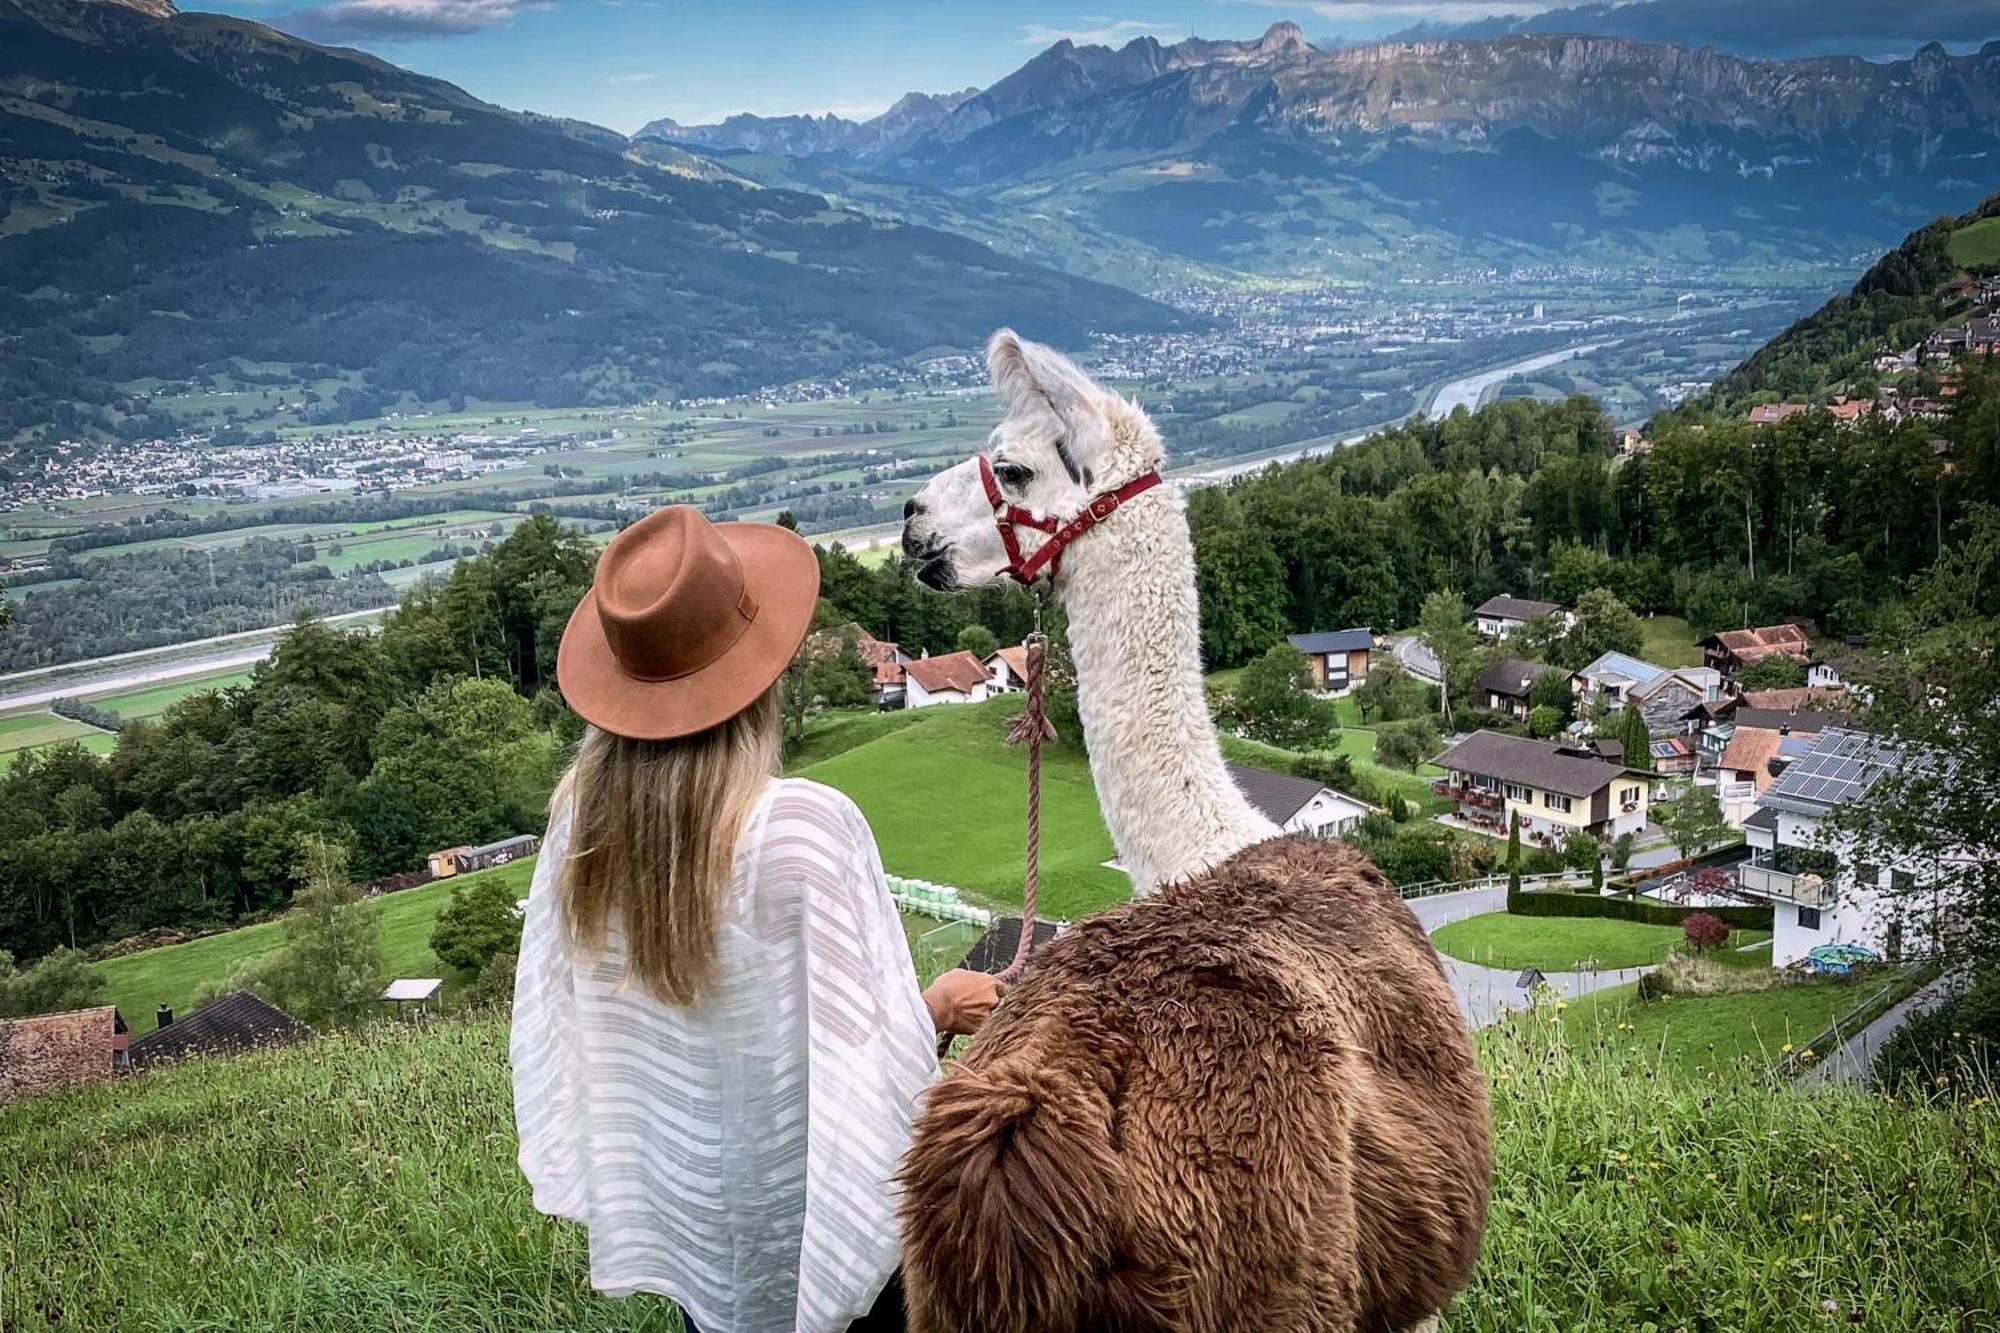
[{"xmin": 554, "ymin": 684, "xmax": 780, "ymax": 1006}]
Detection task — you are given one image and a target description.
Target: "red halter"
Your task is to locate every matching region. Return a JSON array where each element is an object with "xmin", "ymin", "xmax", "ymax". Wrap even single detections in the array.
[{"xmin": 977, "ymin": 454, "xmax": 1164, "ymax": 586}]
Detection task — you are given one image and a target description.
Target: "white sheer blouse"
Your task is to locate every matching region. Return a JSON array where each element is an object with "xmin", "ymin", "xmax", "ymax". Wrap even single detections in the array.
[{"xmin": 511, "ymin": 777, "xmax": 939, "ymax": 1333}]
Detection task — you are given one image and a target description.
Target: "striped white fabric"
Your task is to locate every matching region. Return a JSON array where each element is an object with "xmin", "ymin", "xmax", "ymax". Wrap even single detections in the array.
[{"xmin": 512, "ymin": 777, "xmax": 939, "ymax": 1333}]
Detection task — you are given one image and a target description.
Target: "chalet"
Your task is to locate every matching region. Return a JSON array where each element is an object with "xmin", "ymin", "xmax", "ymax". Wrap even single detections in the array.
[
  {"xmin": 1826, "ymin": 397, "xmax": 1874, "ymax": 424},
  {"xmin": 1870, "ymin": 348, "xmax": 1906, "ymax": 375},
  {"xmin": 456, "ymin": 834, "xmax": 538, "ymax": 873},
  {"xmin": 0, "ymin": 1006, "xmax": 129, "ymax": 1106},
  {"xmin": 1969, "ymin": 316, "xmax": 2000, "ymax": 355},
  {"xmin": 1925, "ymin": 324, "xmax": 1970, "ymax": 357},
  {"xmin": 1649, "ymin": 735, "xmax": 1696, "ymax": 777},
  {"xmin": 1702, "ymin": 622, "xmax": 1812, "ymax": 677},
  {"xmin": 903, "ymin": 651, "xmax": 990, "ymax": 709},
  {"xmin": 1573, "ymin": 653, "xmax": 1719, "ymax": 733},
  {"xmin": 1431, "ymin": 730, "xmax": 1648, "ymax": 844},
  {"xmin": 849, "ymin": 626, "xmax": 907, "ymax": 707},
  {"xmin": 1476, "ymin": 657, "xmax": 1566, "ymax": 721},
  {"xmin": 1225, "ymin": 762, "xmax": 1377, "ymax": 839},
  {"xmin": 1286, "ymin": 629, "xmax": 1374, "ymax": 697},
  {"xmin": 127, "ymin": 991, "xmax": 311, "ymax": 1070},
  {"xmin": 1472, "ymin": 594, "xmax": 1566, "ymax": 639},
  {"xmin": 1746, "ymin": 403, "xmax": 1808, "ymax": 425},
  {"xmin": 984, "ymin": 645, "xmax": 1031, "ymax": 693},
  {"xmin": 1736, "ymin": 729, "xmax": 1958, "ymax": 967}
]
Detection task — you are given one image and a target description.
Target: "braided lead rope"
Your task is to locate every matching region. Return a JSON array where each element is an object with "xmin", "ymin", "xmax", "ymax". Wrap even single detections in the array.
[{"xmin": 999, "ymin": 632, "xmax": 1055, "ymax": 983}]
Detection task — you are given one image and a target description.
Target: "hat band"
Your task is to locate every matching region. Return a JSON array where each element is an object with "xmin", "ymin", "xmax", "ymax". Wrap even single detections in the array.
[{"xmin": 616, "ymin": 586, "xmax": 760, "ymax": 682}]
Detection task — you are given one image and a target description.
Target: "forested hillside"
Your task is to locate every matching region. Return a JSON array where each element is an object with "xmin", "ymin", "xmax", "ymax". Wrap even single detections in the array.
[
  {"xmin": 1702, "ymin": 187, "xmax": 2000, "ymax": 409},
  {"xmin": 0, "ymin": 0, "xmax": 1174, "ymax": 448}
]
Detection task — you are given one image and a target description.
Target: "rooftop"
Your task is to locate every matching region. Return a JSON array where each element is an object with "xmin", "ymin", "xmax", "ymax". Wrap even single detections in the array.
[
  {"xmin": 1706, "ymin": 623, "xmax": 1812, "ymax": 662},
  {"xmin": 903, "ymin": 650, "xmax": 989, "ymax": 696},
  {"xmin": 1477, "ymin": 656, "xmax": 1563, "ymax": 699},
  {"xmin": 1760, "ymin": 728, "xmax": 1899, "ymax": 818},
  {"xmin": 1287, "ymin": 628, "xmax": 1373, "ymax": 654},
  {"xmin": 1578, "ymin": 651, "xmax": 1671, "ymax": 690},
  {"xmin": 1225, "ymin": 762, "xmax": 1356, "ymax": 827},
  {"xmin": 127, "ymin": 991, "xmax": 311, "ymax": 1069},
  {"xmin": 1474, "ymin": 594, "xmax": 1563, "ymax": 621},
  {"xmin": 1433, "ymin": 730, "xmax": 1634, "ymax": 799}
]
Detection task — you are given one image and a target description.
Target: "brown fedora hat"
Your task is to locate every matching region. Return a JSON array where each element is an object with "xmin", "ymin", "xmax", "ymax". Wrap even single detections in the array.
[{"xmin": 557, "ymin": 506, "xmax": 820, "ymax": 740}]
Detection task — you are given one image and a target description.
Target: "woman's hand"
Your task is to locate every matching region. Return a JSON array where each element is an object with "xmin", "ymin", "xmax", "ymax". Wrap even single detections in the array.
[{"xmin": 922, "ymin": 969, "xmax": 1007, "ymax": 1037}]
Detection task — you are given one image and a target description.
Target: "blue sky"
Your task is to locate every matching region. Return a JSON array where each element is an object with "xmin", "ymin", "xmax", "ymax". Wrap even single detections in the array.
[{"xmin": 198, "ymin": 0, "xmax": 2000, "ymax": 134}]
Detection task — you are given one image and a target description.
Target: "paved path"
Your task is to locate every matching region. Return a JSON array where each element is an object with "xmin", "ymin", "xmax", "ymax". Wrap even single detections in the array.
[
  {"xmin": 1386, "ymin": 634, "xmax": 1442, "ymax": 684},
  {"xmin": 1404, "ymin": 886, "xmax": 1648, "ymax": 1029},
  {"xmin": 1799, "ymin": 974, "xmax": 1956, "ymax": 1088}
]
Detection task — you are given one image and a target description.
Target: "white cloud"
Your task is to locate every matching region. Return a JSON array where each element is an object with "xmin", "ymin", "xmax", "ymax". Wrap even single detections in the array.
[
  {"xmin": 604, "ymin": 71, "xmax": 656, "ymax": 85},
  {"xmin": 285, "ymin": 0, "xmax": 545, "ymax": 39},
  {"xmin": 1019, "ymin": 18, "xmax": 1182, "ymax": 45}
]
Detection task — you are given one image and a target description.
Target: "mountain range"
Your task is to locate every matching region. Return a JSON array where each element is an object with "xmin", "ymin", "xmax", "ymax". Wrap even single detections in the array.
[
  {"xmin": 0, "ymin": 0, "xmax": 1171, "ymax": 446},
  {"xmin": 643, "ymin": 24, "xmax": 2000, "ymax": 275}
]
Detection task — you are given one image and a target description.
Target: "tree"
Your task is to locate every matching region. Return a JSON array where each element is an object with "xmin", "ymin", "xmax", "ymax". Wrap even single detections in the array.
[
  {"xmin": 1373, "ymin": 717, "xmax": 1441, "ymax": 771},
  {"xmin": 954, "ymin": 624, "xmax": 999, "ymax": 663},
  {"xmin": 1506, "ymin": 809, "xmax": 1521, "ymax": 872},
  {"xmin": 0, "ymin": 947, "xmax": 104, "ymax": 1018},
  {"xmin": 1527, "ymin": 705, "xmax": 1563, "ymax": 738},
  {"xmin": 781, "ymin": 621, "xmax": 874, "ymax": 748},
  {"xmin": 775, "ymin": 510, "xmax": 799, "ymax": 531},
  {"xmin": 1617, "ymin": 708, "xmax": 1653, "ymax": 772},
  {"xmin": 1291, "ymin": 751, "xmax": 1357, "ymax": 793},
  {"xmin": 1528, "ymin": 668, "xmax": 1574, "ymax": 722},
  {"xmin": 1355, "ymin": 661, "xmax": 1418, "ymax": 723},
  {"xmin": 1548, "ymin": 587, "xmax": 1645, "ymax": 671},
  {"xmin": 1738, "ymin": 654, "xmax": 1807, "ymax": 691},
  {"xmin": 1682, "ymin": 912, "xmax": 1729, "ymax": 953},
  {"xmin": 213, "ymin": 839, "xmax": 383, "ymax": 1029},
  {"xmin": 430, "ymin": 873, "xmax": 525, "ymax": 975},
  {"xmin": 1416, "ymin": 591, "xmax": 1475, "ymax": 728},
  {"xmin": 1659, "ymin": 792, "xmax": 1727, "ymax": 865},
  {"xmin": 1232, "ymin": 645, "xmax": 1335, "ymax": 750}
]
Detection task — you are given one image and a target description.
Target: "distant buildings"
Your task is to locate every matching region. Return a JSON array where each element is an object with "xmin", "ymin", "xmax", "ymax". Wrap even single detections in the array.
[
  {"xmin": 0, "ymin": 1006, "xmax": 129, "ymax": 1106},
  {"xmin": 1431, "ymin": 730, "xmax": 1649, "ymax": 845},
  {"xmin": 902, "ymin": 651, "xmax": 991, "ymax": 709},
  {"xmin": 127, "ymin": 991, "xmax": 311, "ymax": 1070},
  {"xmin": 1701, "ymin": 622, "xmax": 1812, "ymax": 677},
  {"xmin": 1477, "ymin": 657, "xmax": 1566, "ymax": 721},
  {"xmin": 1226, "ymin": 763, "xmax": 1377, "ymax": 839},
  {"xmin": 1472, "ymin": 594, "xmax": 1567, "ymax": 639}
]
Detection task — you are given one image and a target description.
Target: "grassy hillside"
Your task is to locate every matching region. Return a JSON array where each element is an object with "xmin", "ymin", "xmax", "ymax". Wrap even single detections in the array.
[
  {"xmin": 2, "ymin": 1003, "xmax": 1991, "ymax": 1331},
  {"xmin": 97, "ymin": 860, "xmax": 536, "ymax": 1034}
]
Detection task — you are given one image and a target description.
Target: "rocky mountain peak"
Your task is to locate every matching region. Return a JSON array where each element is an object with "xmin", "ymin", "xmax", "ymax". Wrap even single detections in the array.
[
  {"xmin": 1256, "ymin": 21, "xmax": 1309, "ymax": 55},
  {"xmin": 90, "ymin": 0, "xmax": 178, "ymax": 16}
]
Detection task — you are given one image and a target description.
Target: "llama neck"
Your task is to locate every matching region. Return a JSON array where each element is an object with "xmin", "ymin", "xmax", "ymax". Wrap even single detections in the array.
[{"xmin": 1058, "ymin": 488, "xmax": 1278, "ymax": 894}]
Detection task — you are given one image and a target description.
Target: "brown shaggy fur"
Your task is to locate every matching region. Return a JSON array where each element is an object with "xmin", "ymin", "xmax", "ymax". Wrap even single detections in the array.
[{"xmin": 898, "ymin": 837, "xmax": 1492, "ymax": 1333}]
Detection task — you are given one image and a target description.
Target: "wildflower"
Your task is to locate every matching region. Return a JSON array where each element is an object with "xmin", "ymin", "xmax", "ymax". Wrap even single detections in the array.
[
  {"xmin": 1781, "ymin": 1043, "xmax": 1794, "ymax": 1054},
  {"xmin": 1704, "ymin": 1172, "xmax": 1719, "ymax": 1182},
  {"xmin": 1799, "ymin": 1212, "xmax": 1814, "ymax": 1223}
]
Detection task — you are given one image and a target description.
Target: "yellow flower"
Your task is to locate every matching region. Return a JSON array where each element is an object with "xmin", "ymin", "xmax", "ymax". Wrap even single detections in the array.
[
  {"xmin": 1781, "ymin": 1043, "xmax": 1794, "ymax": 1054},
  {"xmin": 1704, "ymin": 1172, "xmax": 1719, "ymax": 1182}
]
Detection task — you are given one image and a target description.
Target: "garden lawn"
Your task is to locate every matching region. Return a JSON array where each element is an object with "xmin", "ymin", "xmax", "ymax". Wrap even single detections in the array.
[
  {"xmin": 95, "ymin": 860, "xmax": 536, "ymax": 1033},
  {"xmin": 1553, "ymin": 976, "xmax": 1878, "ymax": 1078},
  {"xmin": 782, "ymin": 706, "xmax": 935, "ymax": 771},
  {"xmin": 801, "ymin": 697, "xmax": 1129, "ymax": 922},
  {"xmin": 1432, "ymin": 914, "xmax": 1770, "ymax": 971}
]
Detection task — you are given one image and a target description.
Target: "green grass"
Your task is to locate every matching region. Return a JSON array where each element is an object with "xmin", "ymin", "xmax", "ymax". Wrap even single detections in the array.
[
  {"xmin": 1947, "ymin": 215, "xmax": 2000, "ymax": 268},
  {"xmin": 91, "ymin": 668, "xmax": 253, "ymax": 720},
  {"xmin": 1432, "ymin": 915, "xmax": 1769, "ymax": 971},
  {"xmin": 801, "ymin": 697, "xmax": 1129, "ymax": 921},
  {"xmin": 2, "ymin": 997, "xmax": 1992, "ymax": 1331},
  {"xmin": 95, "ymin": 861, "xmax": 536, "ymax": 1033},
  {"xmin": 1637, "ymin": 614, "xmax": 1702, "ymax": 668},
  {"xmin": 0, "ymin": 710, "xmax": 113, "ymax": 772},
  {"xmin": 781, "ymin": 706, "xmax": 936, "ymax": 771},
  {"xmin": 1552, "ymin": 977, "xmax": 1884, "ymax": 1078}
]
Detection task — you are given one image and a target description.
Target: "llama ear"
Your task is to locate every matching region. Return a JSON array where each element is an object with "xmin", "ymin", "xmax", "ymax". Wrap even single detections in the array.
[{"xmin": 987, "ymin": 329, "xmax": 1110, "ymax": 481}]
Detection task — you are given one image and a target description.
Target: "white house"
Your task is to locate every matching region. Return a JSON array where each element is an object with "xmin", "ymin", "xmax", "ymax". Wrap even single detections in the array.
[
  {"xmin": 1225, "ymin": 763, "xmax": 1378, "ymax": 839},
  {"xmin": 1472, "ymin": 593, "xmax": 1569, "ymax": 640},
  {"xmin": 984, "ymin": 645, "xmax": 1031, "ymax": 693},
  {"xmin": 902, "ymin": 651, "xmax": 990, "ymax": 709},
  {"xmin": 1735, "ymin": 728, "xmax": 1956, "ymax": 968}
]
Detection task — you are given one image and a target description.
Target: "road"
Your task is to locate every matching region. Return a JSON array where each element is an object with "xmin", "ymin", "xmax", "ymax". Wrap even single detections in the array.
[
  {"xmin": 1799, "ymin": 974, "xmax": 1957, "ymax": 1088},
  {"xmin": 1403, "ymin": 886, "xmax": 1648, "ymax": 1029},
  {"xmin": 0, "ymin": 607, "xmax": 388, "ymax": 714},
  {"xmin": 1386, "ymin": 634, "xmax": 1442, "ymax": 684},
  {"xmin": 1424, "ymin": 343, "xmax": 1606, "ymax": 420}
]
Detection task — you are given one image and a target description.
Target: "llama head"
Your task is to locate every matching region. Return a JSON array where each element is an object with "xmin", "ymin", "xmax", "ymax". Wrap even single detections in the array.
[{"xmin": 902, "ymin": 329, "xmax": 1162, "ymax": 591}]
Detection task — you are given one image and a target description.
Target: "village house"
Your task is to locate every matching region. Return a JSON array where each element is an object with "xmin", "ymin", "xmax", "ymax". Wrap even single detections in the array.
[
  {"xmin": 1226, "ymin": 763, "xmax": 1378, "ymax": 839},
  {"xmin": 1285, "ymin": 628, "xmax": 1375, "ymax": 698},
  {"xmin": 0, "ymin": 1006, "xmax": 129, "ymax": 1106},
  {"xmin": 1572, "ymin": 652, "xmax": 1720, "ymax": 732},
  {"xmin": 127, "ymin": 991, "xmax": 312, "ymax": 1070},
  {"xmin": 1736, "ymin": 729, "xmax": 1956, "ymax": 968},
  {"xmin": 1471, "ymin": 594, "xmax": 1568, "ymax": 640},
  {"xmin": 1871, "ymin": 348, "xmax": 1907, "ymax": 375},
  {"xmin": 1701, "ymin": 622, "xmax": 1812, "ymax": 677},
  {"xmin": 848, "ymin": 625, "xmax": 908, "ymax": 708},
  {"xmin": 902, "ymin": 651, "xmax": 990, "ymax": 708},
  {"xmin": 1969, "ymin": 316, "xmax": 2000, "ymax": 355},
  {"xmin": 1431, "ymin": 730, "xmax": 1649, "ymax": 845},
  {"xmin": 984, "ymin": 644, "xmax": 1031, "ymax": 693},
  {"xmin": 1746, "ymin": 402, "xmax": 1808, "ymax": 425},
  {"xmin": 1477, "ymin": 657, "xmax": 1567, "ymax": 721},
  {"xmin": 1712, "ymin": 707, "xmax": 1833, "ymax": 828},
  {"xmin": 1648, "ymin": 735, "xmax": 1697, "ymax": 777}
]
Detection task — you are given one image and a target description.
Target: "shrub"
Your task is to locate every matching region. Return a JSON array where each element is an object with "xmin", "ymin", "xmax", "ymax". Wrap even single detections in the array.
[
  {"xmin": 1560, "ymin": 831, "xmax": 1600, "ymax": 872},
  {"xmin": 1611, "ymin": 831, "xmax": 1636, "ymax": 872},
  {"xmin": 1527, "ymin": 704, "xmax": 1564, "ymax": 738},
  {"xmin": 0, "ymin": 947, "xmax": 105, "ymax": 1018},
  {"xmin": 1682, "ymin": 912, "xmax": 1730, "ymax": 952},
  {"xmin": 1290, "ymin": 751, "xmax": 1356, "ymax": 791},
  {"xmin": 1641, "ymin": 951, "xmax": 1781, "ymax": 1000},
  {"xmin": 460, "ymin": 950, "xmax": 519, "ymax": 1010},
  {"xmin": 430, "ymin": 874, "xmax": 526, "ymax": 976},
  {"xmin": 1373, "ymin": 717, "xmax": 1441, "ymax": 771},
  {"xmin": 1507, "ymin": 886, "xmax": 1772, "ymax": 930}
]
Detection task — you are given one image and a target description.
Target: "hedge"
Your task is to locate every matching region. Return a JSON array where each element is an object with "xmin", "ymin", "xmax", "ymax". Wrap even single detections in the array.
[{"xmin": 1507, "ymin": 887, "xmax": 1773, "ymax": 930}]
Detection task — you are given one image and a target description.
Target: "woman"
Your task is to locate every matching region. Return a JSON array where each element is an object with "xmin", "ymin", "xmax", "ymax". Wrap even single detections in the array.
[{"xmin": 511, "ymin": 505, "xmax": 1004, "ymax": 1333}]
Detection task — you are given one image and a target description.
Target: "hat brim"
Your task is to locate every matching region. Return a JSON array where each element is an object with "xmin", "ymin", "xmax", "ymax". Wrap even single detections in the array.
[{"xmin": 557, "ymin": 522, "xmax": 821, "ymax": 741}]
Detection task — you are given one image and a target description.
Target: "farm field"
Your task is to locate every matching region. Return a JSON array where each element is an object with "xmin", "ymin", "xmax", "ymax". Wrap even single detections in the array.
[
  {"xmin": 1554, "ymin": 976, "xmax": 1888, "ymax": 1077},
  {"xmin": 1431, "ymin": 914, "xmax": 1770, "ymax": 971},
  {"xmin": 2, "ymin": 996, "xmax": 1992, "ymax": 1332},
  {"xmin": 93, "ymin": 667, "xmax": 255, "ymax": 719},
  {"xmin": 95, "ymin": 861, "xmax": 536, "ymax": 1034},
  {"xmin": 0, "ymin": 710, "xmax": 116, "ymax": 772}
]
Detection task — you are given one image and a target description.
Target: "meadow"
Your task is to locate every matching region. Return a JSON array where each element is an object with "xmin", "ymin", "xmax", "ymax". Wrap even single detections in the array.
[
  {"xmin": 0, "ymin": 710, "xmax": 115, "ymax": 773},
  {"xmin": 1, "ymin": 1002, "xmax": 1992, "ymax": 1332},
  {"xmin": 1431, "ymin": 914, "xmax": 1771, "ymax": 971}
]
